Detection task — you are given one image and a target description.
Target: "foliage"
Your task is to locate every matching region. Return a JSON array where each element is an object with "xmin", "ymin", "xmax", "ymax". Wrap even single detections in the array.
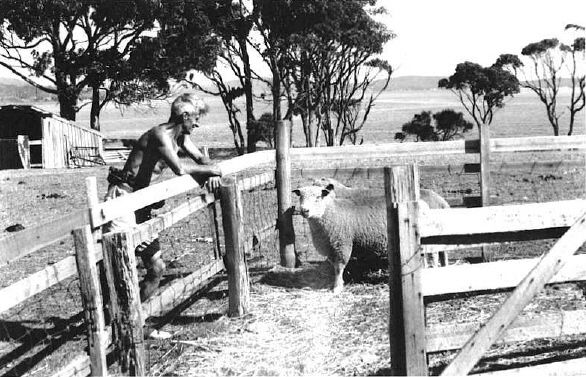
[
  {"xmin": 438, "ymin": 60, "xmax": 520, "ymax": 129},
  {"xmin": 0, "ymin": 0, "xmax": 160, "ymax": 128},
  {"xmin": 496, "ymin": 26, "xmax": 585, "ymax": 136},
  {"xmin": 394, "ymin": 109, "xmax": 473, "ymax": 142},
  {"xmin": 0, "ymin": 1, "xmax": 221, "ymax": 130},
  {"xmin": 247, "ymin": 112, "xmax": 275, "ymax": 148},
  {"xmin": 255, "ymin": 0, "xmax": 393, "ymax": 147},
  {"xmin": 181, "ymin": 0, "xmax": 260, "ymax": 155}
]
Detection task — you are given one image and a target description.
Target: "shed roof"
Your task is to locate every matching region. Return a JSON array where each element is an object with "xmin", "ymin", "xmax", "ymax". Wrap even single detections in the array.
[{"xmin": 0, "ymin": 104, "xmax": 59, "ymax": 118}]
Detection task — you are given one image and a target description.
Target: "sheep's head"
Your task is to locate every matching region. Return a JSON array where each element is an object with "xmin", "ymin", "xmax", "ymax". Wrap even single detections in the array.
[{"xmin": 292, "ymin": 184, "xmax": 335, "ymax": 219}]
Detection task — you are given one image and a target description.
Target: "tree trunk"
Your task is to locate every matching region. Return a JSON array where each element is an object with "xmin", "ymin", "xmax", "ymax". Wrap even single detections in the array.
[
  {"xmin": 90, "ymin": 86, "xmax": 101, "ymax": 132},
  {"xmin": 239, "ymin": 37, "xmax": 256, "ymax": 154},
  {"xmin": 57, "ymin": 87, "xmax": 77, "ymax": 121},
  {"xmin": 271, "ymin": 55, "xmax": 282, "ymax": 145},
  {"xmin": 53, "ymin": 46, "xmax": 78, "ymax": 122},
  {"xmin": 271, "ymin": 57, "xmax": 281, "ymax": 121},
  {"xmin": 301, "ymin": 112, "xmax": 311, "ymax": 147}
]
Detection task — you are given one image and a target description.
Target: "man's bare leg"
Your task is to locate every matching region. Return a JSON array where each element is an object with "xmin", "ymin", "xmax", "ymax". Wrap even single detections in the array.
[{"xmin": 139, "ymin": 240, "xmax": 166, "ymax": 301}]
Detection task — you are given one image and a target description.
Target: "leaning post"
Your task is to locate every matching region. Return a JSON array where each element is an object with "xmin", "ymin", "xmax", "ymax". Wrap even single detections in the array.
[
  {"xmin": 202, "ymin": 146, "xmax": 223, "ymax": 259},
  {"xmin": 219, "ymin": 176, "xmax": 250, "ymax": 317},
  {"xmin": 385, "ymin": 164, "xmax": 427, "ymax": 376},
  {"xmin": 73, "ymin": 223, "xmax": 108, "ymax": 376},
  {"xmin": 102, "ymin": 231, "xmax": 146, "ymax": 376},
  {"xmin": 86, "ymin": 177, "xmax": 112, "ymax": 324},
  {"xmin": 275, "ymin": 120, "xmax": 296, "ymax": 267}
]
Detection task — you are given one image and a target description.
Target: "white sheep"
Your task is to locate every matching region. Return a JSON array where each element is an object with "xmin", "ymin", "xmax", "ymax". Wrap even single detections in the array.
[
  {"xmin": 312, "ymin": 177, "xmax": 450, "ymax": 267},
  {"xmin": 293, "ymin": 184, "xmax": 389, "ymax": 293},
  {"xmin": 294, "ymin": 180, "xmax": 450, "ymax": 293}
]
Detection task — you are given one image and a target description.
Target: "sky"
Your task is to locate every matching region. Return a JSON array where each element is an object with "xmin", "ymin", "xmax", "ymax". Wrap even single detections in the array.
[
  {"xmin": 0, "ymin": 0, "xmax": 584, "ymax": 81},
  {"xmin": 379, "ymin": 0, "xmax": 585, "ymax": 77}
]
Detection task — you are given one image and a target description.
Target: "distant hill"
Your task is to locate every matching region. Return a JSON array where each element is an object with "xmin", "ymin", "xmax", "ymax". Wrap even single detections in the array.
[
  {"xmin": 0, "ymin": 82, "xmax": 56, "ymax": 103},
  {"xmin": 0, "ymin": 74, "xmax": 580, "ymax": 103},
  {"xmin": 386, "ymin": 76, "xmax": 444, "ymax": 91}
]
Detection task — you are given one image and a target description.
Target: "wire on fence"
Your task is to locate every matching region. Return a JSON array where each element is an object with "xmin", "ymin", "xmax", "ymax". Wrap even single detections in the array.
[{"xmin": 0, "ymin": 240, "xmax": 88, "ymax": 377}]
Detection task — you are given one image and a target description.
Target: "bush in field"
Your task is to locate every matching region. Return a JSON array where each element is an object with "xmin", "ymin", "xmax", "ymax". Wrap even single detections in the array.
[
  {"xmin": 395, "ymin": 109, "xmax": 473, "ymax": 142},
  {"xmin": 247, "ymin": 112, "xmax": 275, "ymax": 148}
]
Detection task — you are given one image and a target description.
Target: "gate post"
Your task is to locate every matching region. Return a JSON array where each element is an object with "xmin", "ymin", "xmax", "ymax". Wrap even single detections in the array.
[
  {"xmin": 275, "ymin": 120, "xmax": 296, "ymax": 267},
  {"xmin": 479, "ymin": 125, "xmax": 493, "ymax": 261},
  {"xmin": 102, "ymin": 231, "xmax": 146, "ymax": 376},
  {"xmin": 73, "ymin": 224, "xmax": 108, "ymax": 376},
  {"xmin": 385, "ymin": 165, "xmax": 427, "ymax": 376},
  {"xmin": 220, "ymin": 176, "xmax": 250, "ymax": 317}
]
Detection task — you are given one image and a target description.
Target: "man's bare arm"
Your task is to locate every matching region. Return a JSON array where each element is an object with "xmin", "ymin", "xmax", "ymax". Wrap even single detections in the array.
[
  {"xmin": 178, "ymin": 136, "xmax": 223, "ymax": 177},
  {"xmin": 180, "ymin": 135, "xmax": 210, "ymax": 164},
  {"xmin": 156, "ymin": 134, "xmax": 221, "ymax": 192}
]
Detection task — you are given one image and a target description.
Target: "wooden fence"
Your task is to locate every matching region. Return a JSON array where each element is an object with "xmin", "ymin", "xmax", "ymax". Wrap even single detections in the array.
[
  {"xmin": 0, "ymin": 150, "xmax": 276, "ymax": 376},
  {"xmin": 384, "ymin": 164, "xmax": 586, "ymax": 376},
  {"xmin": 0, "ymin": 132, "xmax": 584, "ymax": 376},
  {"xmin": 290, "ymin": 134, "xmax": 585, "ymax": 206}
]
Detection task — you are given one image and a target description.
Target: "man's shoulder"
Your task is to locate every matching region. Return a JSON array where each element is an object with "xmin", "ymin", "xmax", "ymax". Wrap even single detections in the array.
[{"xmin": 145, "ymin": 123, "xmax": 174, "ymax": 140}]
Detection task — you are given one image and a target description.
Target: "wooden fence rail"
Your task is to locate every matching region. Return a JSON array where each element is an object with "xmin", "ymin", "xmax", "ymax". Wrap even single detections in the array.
[
  {"xmin": 290, "ymin": 135, "xmax": 585, "ymax": 164},
  {"xmin": 384, "ymin": 163, "xmax": 586, "ymax": 376}
]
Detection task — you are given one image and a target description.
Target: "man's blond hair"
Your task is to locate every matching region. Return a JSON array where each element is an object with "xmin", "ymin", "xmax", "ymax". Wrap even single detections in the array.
[{"xmin": 169, "ymin": 93, "xmax": 208, "ymax": 122}]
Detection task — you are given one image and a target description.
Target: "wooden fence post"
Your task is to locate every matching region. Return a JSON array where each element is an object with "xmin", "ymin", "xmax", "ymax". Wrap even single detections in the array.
[
  {"xmin": 385, "ymin": 165, "xmax": 427, "ymax": 376},
  {"xmin": 202, "ymin": 146, "xmax": 223, "ymax": 260},
  {"xmin": 275, "ymin": 120, "xmax": 296, "ymax": 268},
  {"xmin": 102, "ymin": 231, "xmax": 146, "ymax": 376},
  {"xmin": 479, "ymin": 125, "xmax": 493, "ymax": 261},
  {"xmin": 86, "ymin": 177, "xmax": 112, "ymax": 324},
  {"xmin": 73, "ymin": 225, "xmax": 108, "ymax": 376},
  {"xmin": 220, "ymin": 176, "xmax": 250, "ymax": 317},
  {"xmin": 479, "ymin": 125, "xmax": 491, "ymax": 207}
]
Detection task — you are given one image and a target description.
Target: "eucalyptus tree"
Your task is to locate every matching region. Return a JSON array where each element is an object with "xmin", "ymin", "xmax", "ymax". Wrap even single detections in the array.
[
  {"xmin": 0, "ymin": 0, "xmax": 162, "ymax": 129},
  {"xmin": 178, "ymin": 0, "xmax": 261, "ymax": 154},
  {"xmin": 254, "ymin": 0, "xmax": 393, "ymax": 147},
  {"xmin": 495, "ymin": 26, "xmax": 585, "ymax": 136},
  {"xmin": 438, "ymin": 61, "xmax": 520, "ymax": 130}
]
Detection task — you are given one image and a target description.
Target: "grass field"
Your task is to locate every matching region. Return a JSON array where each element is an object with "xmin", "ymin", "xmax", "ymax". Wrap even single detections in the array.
[
  {"xmin": 0, "ymin": 89, "xmax": 585, "ymax": 376},
  {"xmin": 22, "ymin": 89, "xmax": 585, "ymax": 147}
]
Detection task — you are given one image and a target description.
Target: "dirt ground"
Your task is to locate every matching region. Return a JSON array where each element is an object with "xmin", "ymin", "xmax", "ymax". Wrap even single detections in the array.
[{"xmin": 1, "ymin": 151, "xmax": 586, "ymax": 376}]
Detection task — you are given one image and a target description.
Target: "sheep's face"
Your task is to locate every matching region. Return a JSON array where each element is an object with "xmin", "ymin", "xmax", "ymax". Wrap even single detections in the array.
[{"xmin": 292, "ymin": 185, "xmax": 335, "ymax": 219}]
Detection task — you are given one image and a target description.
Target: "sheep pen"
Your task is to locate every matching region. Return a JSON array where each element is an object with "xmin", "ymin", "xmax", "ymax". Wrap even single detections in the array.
[{"xmin": 1, "ymin": 145, "xmax": 586, "ymax": 375}]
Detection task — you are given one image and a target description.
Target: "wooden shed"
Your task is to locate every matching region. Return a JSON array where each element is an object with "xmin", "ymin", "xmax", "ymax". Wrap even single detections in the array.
[{"xmin": 0, "ymin": 105, "xmax": 104, "ymax": 169}]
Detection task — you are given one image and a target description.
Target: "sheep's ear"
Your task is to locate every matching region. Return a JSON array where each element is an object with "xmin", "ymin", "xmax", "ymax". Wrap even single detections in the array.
[
  {"xmin": 292, "ymin": 189, "xmax": 301, "ymax": 196},
  {"xmin": 321, "ymin": 184, "xmax": 332, "ymax": 197}
]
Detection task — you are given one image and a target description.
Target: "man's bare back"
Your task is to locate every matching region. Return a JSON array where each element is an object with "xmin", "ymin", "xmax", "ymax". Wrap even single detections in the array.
[{"xmin": 104, "ymin": 93, "xmax": 222, "ymax": 301}]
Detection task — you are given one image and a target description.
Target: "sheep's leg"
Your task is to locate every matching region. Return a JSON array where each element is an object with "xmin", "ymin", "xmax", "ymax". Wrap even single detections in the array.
[
  {"xmin": 331, "ymin": 260, "xmax": 346, "ymax": 294},
  {"xmin": 330, "ymin": 245, "xmax": 351, "ymax": 294}
]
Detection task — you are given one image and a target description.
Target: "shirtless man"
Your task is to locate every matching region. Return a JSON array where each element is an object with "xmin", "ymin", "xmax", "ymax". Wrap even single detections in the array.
[{"xmin": 104, "ymin": 93, "xmax": 222, "ymax": 300}]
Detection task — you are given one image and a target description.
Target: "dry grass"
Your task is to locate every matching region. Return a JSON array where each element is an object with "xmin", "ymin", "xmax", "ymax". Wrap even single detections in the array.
[{"xmin": 147, "ymin": 263, "xmax": 391, "ymax": 377}]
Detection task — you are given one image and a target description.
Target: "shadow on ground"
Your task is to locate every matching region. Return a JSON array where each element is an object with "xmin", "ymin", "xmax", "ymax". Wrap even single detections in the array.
[
  {"xmin": 259, "ymin": 262, "xmax": 334, "ymax": 290},
  {"xmin": 259, "ymin": 258, "xmax": 389, "ymax": 290}
]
